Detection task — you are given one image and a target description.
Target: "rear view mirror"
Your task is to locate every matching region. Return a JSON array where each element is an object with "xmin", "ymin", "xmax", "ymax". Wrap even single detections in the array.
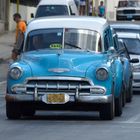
[
  {"xmin": 31, "ymin": 13, "xmax": 34, "ymax": 18},
  {"xmin": 130, "ymin": 58, "xmax": 139, "ymax": 63},
  {"xmin": 108, "ymin": 46, "xmax": 116, "ymax": 54}
]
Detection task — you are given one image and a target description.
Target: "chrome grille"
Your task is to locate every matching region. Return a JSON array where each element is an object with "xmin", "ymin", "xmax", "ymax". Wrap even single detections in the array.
[
  {"xmin": 25, "ymin": 77, "xmax": 93, "ymax": 95},
  {"xmin": 123, "ymin": 10, "xmax": 135, "ymax": 14}
]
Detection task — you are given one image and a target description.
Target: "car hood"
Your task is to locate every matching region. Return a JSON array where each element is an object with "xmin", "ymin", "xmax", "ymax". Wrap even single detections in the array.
[{"xmin": 21, "ymin": 50, "xmax": 107, "ymax": 77}]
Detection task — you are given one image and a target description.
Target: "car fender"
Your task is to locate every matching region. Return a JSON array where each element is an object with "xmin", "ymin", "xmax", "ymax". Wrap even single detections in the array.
[{"xmin": 113, "ymin": 59, "xmax": 123, "ymax": 98}]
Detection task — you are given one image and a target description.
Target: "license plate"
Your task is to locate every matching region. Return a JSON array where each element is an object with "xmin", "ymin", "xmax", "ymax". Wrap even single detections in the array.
[
  {"xmin": 42, "ymin": 93, "xmax": 69, "ymax": 104},
  {"xmin": 47, "ymin": 94, "xmax": 65, "ymax": 103}
]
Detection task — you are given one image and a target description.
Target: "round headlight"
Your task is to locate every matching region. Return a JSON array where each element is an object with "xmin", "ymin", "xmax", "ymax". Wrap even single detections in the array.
[
  {"xmin": 9, "ymin": 67, "xmax": 22, "ymax": 80},
  {"xmin": 96, "ymin": 68, "xmax": 108, "ymax": 81}
]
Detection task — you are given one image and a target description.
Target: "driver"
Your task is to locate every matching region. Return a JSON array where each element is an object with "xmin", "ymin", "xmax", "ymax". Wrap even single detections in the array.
[{"xmin": 32, "ymin": 35, "xmax": 44, "ymax": 50}]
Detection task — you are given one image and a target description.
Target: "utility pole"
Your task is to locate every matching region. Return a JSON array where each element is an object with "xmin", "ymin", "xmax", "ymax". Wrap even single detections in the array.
[
  {"xmin": 86, "ymin": 0, "xmax": 89, "ymax": 15},
  {"xmin": 5, "ymin": 0, "xmax": 10, "ymax": 30},
  {"xmin": 17, "ymin": 0, "xmax": 19, "ymax": 13}
]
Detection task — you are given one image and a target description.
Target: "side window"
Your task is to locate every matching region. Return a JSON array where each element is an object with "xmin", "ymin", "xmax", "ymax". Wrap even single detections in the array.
[
  {"xmin": 113, "ymin": 36, "xmax": 119, "ymax": 51},
  {"xmin": 98, "ymin": 37, "xmax": 102, "ymax": 52},
  {"xmin": 104, "ymin": 28, "xmax": 114, "ymax": 51},
  {"xmin": 104, "ymin": 31, "xmax": 110, "ymax": 51}
]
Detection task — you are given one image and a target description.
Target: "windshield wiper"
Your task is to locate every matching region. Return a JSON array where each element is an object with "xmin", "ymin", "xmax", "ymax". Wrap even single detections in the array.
[{"xmin": 64, "ymin": 42, "xmax": 82, "ymax": 49}]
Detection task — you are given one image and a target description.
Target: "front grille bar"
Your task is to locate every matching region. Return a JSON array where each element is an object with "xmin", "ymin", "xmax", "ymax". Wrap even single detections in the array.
[{"xmin": 26, "ymin": 84, "xmax": 92, "ymax": 90}]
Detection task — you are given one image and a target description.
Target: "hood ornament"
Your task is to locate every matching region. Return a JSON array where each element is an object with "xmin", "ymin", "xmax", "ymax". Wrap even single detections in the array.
[{"xmin": 48, "ymin": 68, "xmax": 70, "ymax": 73}]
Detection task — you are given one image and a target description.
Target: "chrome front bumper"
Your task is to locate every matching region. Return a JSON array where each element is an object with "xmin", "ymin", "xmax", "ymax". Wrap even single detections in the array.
[
  {"xmin": 5, "ymin": 93, "xmax": 112, "ymax": 104},
  {"xmin": 7, "ymin": 78, "xmax": 111, "ymax": 104}
]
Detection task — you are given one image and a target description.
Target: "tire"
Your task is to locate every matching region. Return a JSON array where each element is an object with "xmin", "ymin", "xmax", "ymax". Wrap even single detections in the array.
[
  {"xmin": 100, "ymin": 96, "xmax": 115, "ymax": 120},
  {"xmin": 115, "ymin": 93, "xmax": 122, "ymax": 116},
  {"xmin": 122, "ymin": 83, "xmax": 126, "ymax": 107},
  {"xmin": 6, "ymin": 101, "xmax": 21, "ymax": 120},
  {"xmin": 126, "ymin": 79, "xmax": 133, "ymax": 103},
  {"xmin": 21, "ymin": 103, "xmax": 35, "ymax": 117}
]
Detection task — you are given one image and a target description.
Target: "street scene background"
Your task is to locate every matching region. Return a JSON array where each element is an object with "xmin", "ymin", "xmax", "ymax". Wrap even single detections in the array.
[{"xmin": 1, "ymin": 0, "xmax": 140, "ymax": 140}]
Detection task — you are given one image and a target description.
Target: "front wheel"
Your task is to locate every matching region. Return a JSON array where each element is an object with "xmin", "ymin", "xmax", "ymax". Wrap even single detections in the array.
[
  {"xmin": 115, "ymin": 93, "xmax": 122, "ymax": 116},
  {"xmin": 126, "ymin": 79, "xmax": 133, "ymax": 103},
  {"xmin": 21, "ymin": 103, "xmax": 35, "ymax": 117},
  {"xmin": 100, "ymin": 96, "xmax": 115, "ymax": 120},
  {"xmin": 6, "ymin": 101, "xmax": 21, "ymax": 119}
]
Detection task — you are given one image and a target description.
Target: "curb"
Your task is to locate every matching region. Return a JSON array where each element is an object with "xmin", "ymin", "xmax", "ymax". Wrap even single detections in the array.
[{"xmin": 0, "ymin": 57, "xmax": 11, "ymax": 64}]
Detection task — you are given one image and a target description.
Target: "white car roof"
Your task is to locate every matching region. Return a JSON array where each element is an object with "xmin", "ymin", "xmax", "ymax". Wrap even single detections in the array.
[
  {"xmin": 27, "ymin": 16, "xmax": 108, "ymax": 35},
  {"xmin": 117, "ymin": 32, "xmax": 140, "ymax": 39},
  {"xmin": 38, "ymin": 0, "xmax": 74, "ymax": 5}
]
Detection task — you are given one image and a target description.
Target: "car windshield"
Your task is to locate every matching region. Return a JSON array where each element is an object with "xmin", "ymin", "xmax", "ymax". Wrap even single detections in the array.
[
  {"xmin": 25, "ymin": 28, "xmax": 101, "ymax": 52},
  {"xmin": 35, "ymin": 5, "xmax": 69, "ymax": 17},
  {"xmin": 118, "ymin": 1, "xmax": 140, "ymax": 7},
  {"xmin": 121, "ymin": 38, "xmax": 140, "ymax": 55},
  {"xmin": 113, "ymin": 28, "xmax": 140, "ymax": 34}
]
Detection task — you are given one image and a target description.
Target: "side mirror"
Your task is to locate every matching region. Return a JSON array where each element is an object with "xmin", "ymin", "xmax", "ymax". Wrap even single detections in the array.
[
  {"xmin": 31, "ymin": 13, "xmax": 34, "ymax": 18},
  {"xmin": 130, "ymin": 58, "xmax": 139, "ymax": 63},
  {"xmin": 108, "ymin": 46, "xmax": 116, "ymax": 54}
]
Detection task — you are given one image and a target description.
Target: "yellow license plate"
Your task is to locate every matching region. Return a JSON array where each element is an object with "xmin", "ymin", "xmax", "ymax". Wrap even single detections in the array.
[{"xmin": 47, "ymin": 94, "xmax": 65, "ymax": 103}]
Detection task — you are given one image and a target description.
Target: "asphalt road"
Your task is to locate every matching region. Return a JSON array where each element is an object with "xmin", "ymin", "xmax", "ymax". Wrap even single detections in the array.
[{"xmin": 1, "ymin": 61, "xmax": 140, "ymax": 140}]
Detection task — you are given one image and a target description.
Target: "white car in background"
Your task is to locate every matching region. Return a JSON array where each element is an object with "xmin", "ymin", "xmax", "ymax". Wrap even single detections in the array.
[
  {"xmin": 31, "ymin": 0, "xmax": 79, "ymax": 18},
  {"xmin": 116, "ymin": 0, "xmax": 140, "ymax": 21}
]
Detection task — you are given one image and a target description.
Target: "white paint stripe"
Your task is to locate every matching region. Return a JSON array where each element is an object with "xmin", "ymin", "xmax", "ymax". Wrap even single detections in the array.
[
  {"xmin": 125, "ymin": 113, "xmax": 140, "ymax": 123},
  {"xmin": 0, "ymin": 81, "xmax": 6, "ymax": 85}
]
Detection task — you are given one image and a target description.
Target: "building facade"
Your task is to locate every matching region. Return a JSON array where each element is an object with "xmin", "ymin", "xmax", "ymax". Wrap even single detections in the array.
[
  {"xmin": 0, "ymin": 0, "xmax": 9, "ymax": 32},
  {"xmin": 93, "ymin": 0, "xmax": 119, "ymax": 20}
]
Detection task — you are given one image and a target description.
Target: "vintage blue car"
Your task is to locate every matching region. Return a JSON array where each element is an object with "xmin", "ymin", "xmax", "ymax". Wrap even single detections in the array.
[
  {"xmin": 6, "ymin": 17, "xmax": 124, "ymax": 120},
  {"xmin": 112, "ymin": 32, "xmax": 133, "ymax": 106}
]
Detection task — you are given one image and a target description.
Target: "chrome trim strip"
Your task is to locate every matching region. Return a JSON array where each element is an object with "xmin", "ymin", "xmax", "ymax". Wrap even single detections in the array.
[
  {"xmin": 24, "ymin": 76, "xmax": 94, "ymax": 86},
  {"xmin": 78, "ymin": 95, "xmax": 112, "ymax": 103},
  {"xmin": 48, "ymin": 68, "xmax": 70, "ymax": 73}
]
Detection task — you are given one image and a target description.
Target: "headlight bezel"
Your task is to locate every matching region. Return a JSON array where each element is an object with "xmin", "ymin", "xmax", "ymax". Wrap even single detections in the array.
[
  {"xmin": 9, "ymin": 66, "xmax": 23, "ymax": 80},
  {"xmin": 96, "ymin": 67, "xmax": 109, "ymax": 81}
]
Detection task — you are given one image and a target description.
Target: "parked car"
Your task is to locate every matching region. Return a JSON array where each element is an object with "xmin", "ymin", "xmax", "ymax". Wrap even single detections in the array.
[
  {"xmin": 112, "ymin": 33, "xmax": 134, "ymax": 104},
  {"xmin": 117, "ymin": 32, "xmax": 140, "ymax": 91},
  {"xmin": 116, "ymin": 0, "xmax": 140, "ymax": 21},
  {"xmin": 6, "ymin": 17, "xmax": 125, "ymax": 120},
  {"xmin": 31, "ymin": 0, "xmax": 78, "ymax": 18}
]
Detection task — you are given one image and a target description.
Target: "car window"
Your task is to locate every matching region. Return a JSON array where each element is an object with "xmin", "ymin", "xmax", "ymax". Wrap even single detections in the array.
[
  {"xmin": 113, "ymin": 28, "xmax": 140, "ymax": 34},
  {"xmin": 64, "ymin": 29, "xmax": 101, "ymax": 51},
  {"xmin": 25, "ymin": 28, "xmax": 101, "ymax": 52},
  {"xmin": 113, "ymin": 36, "xmax": 119, "ymax": 50},
  {"xmin": 121, "ymin": 38, "xmax": 140, "ymax": 55},
  {"xmin": 35, "ymin": 5, "xmax": 69, "ymax": 18},
  {"xmin": 118, "ymin": 40, "xmax": 130, "ymax": 59},
  {"xmin": 25, "ymin": 29, "xmax": 63, "ymax": 51},
  {"xmin": 118, "ymin": 1, "xmax": 140, "ymax": 8},
  {"xmin": 104, "ymin": 28, "xmax": 112, "ymax": 51}
]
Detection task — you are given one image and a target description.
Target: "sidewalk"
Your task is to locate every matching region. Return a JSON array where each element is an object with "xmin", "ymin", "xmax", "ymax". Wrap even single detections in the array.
[{"xmin": 0, "ymin": 32, "xmax": 15, "ymax": 62}]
